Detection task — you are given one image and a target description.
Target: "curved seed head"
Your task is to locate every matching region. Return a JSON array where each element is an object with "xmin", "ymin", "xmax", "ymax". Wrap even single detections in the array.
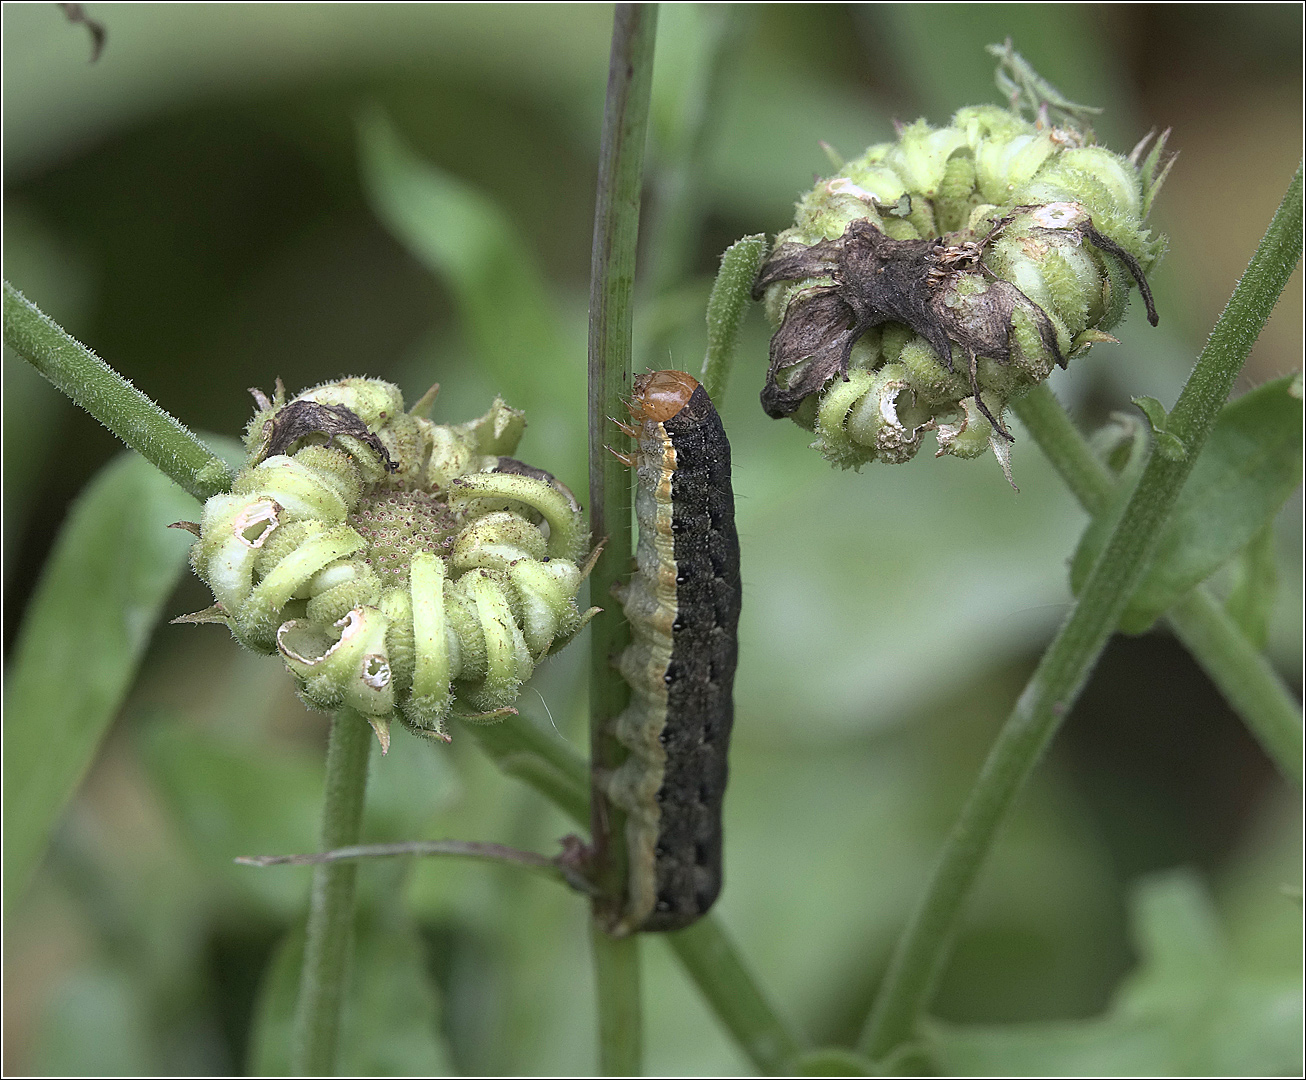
[{"xmin": 189, "ymin": 377, "xmax": 593, "ymax": 749}]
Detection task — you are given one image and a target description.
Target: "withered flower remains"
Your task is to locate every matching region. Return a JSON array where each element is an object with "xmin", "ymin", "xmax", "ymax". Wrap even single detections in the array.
[{"xmin": 753, "ymin": 51, "xmax": 1172, "ymax": 479}]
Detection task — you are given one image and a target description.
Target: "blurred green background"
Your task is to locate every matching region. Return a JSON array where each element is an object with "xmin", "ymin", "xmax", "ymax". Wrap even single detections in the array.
[{"xmin": 3, "ymin": 4, "xmax": 1301, "ymax": 1075}]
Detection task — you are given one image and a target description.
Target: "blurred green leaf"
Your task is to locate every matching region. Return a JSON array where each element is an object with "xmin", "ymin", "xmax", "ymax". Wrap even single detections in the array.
[
  {"xmin": 139, "ymin": 715, "xmax": 325, "ymax": 920},
  {"xmin": 249, "ymin": 911, "xmax": 451, "ymax": 1076},
  {"xmin": 1071, "ymin": 377, "xmax": 1303, "ymax": 633},
  {"xmin": 1121, "ymin": 377, "xmax": 1303, "ymax": 632},
  {"xmin": 1224, "ymin": 524, "xmax": 1279, "ymax": 649},
  {"xmin": 363, "ymin": 722, "xmax": 465, "ymax": 842},
  {"xmin": 357, "ymin": 108, "xmax": 579, "ymax": 414},
  {"xmin": 863, "ymin": 6, "xmax": 1132, "ymax": 142},
  {"xmin": 928, "ymin": 869, "xmax": 1303, "ymax": 1077},
  {"xmin": 2, "ymin": 453, "xmax": 197, "ymax": 912},
  {"xmin": 708, "ymin": 66, "xmax": 888, "ymax": 227},
  {"xmin": 30, "ymin": 965, "xmax": 157, "ymax": 1076}
]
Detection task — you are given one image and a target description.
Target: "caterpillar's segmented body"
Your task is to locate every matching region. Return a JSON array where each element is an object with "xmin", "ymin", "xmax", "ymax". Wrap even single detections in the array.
[{"xmin": 606, "ymin": 370, "xmax": 740, "ymax": 934}]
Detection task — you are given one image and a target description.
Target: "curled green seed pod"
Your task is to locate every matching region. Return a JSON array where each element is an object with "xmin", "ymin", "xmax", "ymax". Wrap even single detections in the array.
[
  {"xmin": 180, "ymin": 377, "xmax": 598, "ymax": 750},
  {"xmin": 752, "ymin": 53, "xmax": 1171, "ymax": 481}
]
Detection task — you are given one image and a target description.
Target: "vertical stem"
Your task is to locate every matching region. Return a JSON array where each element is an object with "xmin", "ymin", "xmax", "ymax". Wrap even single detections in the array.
[
  {"xmin": 291, "ymin": 708, "xmax": 373, "ymax": 1075},
  {"xmin": 592, "ymin": 923, "xmax": 643, "ymax": 1076},
  {"xmin": 588, "ymin": 0, "xmax": 658, "ymax": 921},
  {"xmin": 587, "ymin": 4, "xmax": 657, "ymax": 1074},
  {"xmin": 859, "ymin": 163, "xmax": 1303, "ymax": 1064}
]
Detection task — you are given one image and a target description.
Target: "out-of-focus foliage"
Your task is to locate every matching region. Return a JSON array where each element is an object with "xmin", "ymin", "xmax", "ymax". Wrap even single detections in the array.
[
  {"xmin": 3, "ymin": 4, "xmax": 1300, "ymax": 1076},
  {"xmin": 930, "ymin": 859, "xmax": 1303, "ymax": 1076},
  {"xmin": 1071, "ymin": 376, "xmax": 1303, "ymax": 633},
  {"xmin": 3, "ymin": 454, "xmax": 203, "ymax": 909}
]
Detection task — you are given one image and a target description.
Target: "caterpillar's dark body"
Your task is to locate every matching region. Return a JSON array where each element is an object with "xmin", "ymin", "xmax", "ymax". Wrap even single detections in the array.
[{"xmin": 607, "ymin": 371, "xmax": 740, "ymax": 934}]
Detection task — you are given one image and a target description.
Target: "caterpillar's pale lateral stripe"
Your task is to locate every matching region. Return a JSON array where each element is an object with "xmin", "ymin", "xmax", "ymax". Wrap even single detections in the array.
[{"xmin": 606, "ymin": 370, "xmax": 740, "ymax": 934}]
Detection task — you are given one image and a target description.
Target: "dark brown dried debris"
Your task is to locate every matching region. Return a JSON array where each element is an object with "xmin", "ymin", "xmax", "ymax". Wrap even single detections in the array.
[
  {"xmin": 259, "ymin": 400, "xmax": 396, "ymax": 470},
  {"xmin": 752, "ymin": 219, "xmax": 1063, "ymax": 436},
  {"xmin": 1079, "ymin": 224, "xmax": 1158, "ymax": 326}
]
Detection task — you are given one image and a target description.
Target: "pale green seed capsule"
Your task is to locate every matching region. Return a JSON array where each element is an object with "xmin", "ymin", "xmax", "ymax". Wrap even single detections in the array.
[
  {"xmin": 184, "ymin": 377, "xmax": 594, "ymax": 751},
  {"xmin": 277, "ymin": 604, "xmax": 394, "ymax": 719}
]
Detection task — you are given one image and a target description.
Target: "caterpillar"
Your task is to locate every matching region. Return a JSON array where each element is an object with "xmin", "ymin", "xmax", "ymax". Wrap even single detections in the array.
[{"xmin": 605, "ymin": 370, "xmax": 741, "ymax": 934}]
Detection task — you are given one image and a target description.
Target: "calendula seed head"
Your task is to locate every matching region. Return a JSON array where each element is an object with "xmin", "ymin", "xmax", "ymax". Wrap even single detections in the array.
[
  {"xmin": 183, "ymin": 377, "xmax": 596, "ymax": 748},
  {"xmin": 754, "ymin": 51, "xmax": 1171, "ymax": 481}
]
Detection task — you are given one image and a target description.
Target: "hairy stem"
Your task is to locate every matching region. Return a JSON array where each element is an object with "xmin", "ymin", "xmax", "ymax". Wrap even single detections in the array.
[
  {"xmin": 1017, "ymin": 384, "xmax": 1303, "ymax": 786},
  {"xmin": 861, "ymin": 163, "xmax": 1304, "ymax": 1063},
  {"xmin": 3, "ymin": 281, "xmax": 233, "ymax": 502},
  {"xmin": 700, "ymin": 234, "xmax": 767, "ymax": 404},
  {"xmin": 290, "ymin": 708, "xmax": 373, "ymax": 1075},
  {"xmin": 587, "ymin": 4, "xmax": 658, "ymax": 1072}
]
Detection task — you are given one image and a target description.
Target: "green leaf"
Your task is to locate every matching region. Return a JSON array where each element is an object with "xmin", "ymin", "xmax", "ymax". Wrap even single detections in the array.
[
  {"xmin": 249, "ymin": 912, "xmax": 451, "ymax": 1076},
  {"xmin": 1224, "ymin": 525, "xmax": 1279, "ymax": 649},
  {"xmin": 356, "ymin": 108, "xmax": 577, "ymax": 415},
  {"xmin": 2, "ymin": 453, "xmax": 198, "ymax": 911},
  {"xmin": 1121, "ymin": 377, "xmax": 1303, "ymax": 632},
  {"xmin": 1071, "ymin": 378, "xmax": 1303, "ymax": 633},
  {"xmin": 1131, "ymin": 395, "xmax": 1186, "ymax": 462},
  {"xmin": 1132, "ymin": 395, "xmax": 1170, "ymax": 434},
  {"xmin": 927, "ymin": 870, "xmax": 1303, "ymax": 1077}
]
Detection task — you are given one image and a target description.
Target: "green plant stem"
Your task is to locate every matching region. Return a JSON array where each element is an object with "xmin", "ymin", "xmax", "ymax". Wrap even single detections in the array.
[
  {"xmin": 1015, "ymin": 384, "xmax": 1304, "ymax": 786},
  {"xmin": 860, "ymin": 163, "xmax": 1303, "ymax": 1064},
  {"xmin": 467, "ymin": 715, "xmax": 802, "ymax": 1072},
  {"xmin": 2, "ymin": 281, "xmax": 233, "ymax": 502},
  {"xmin": 462, "ymin": 712, "xmax": 591, "ymax": 827},
  {"xmin": 700, "ymin": 234, "xmax": 767, "ymax": 404},
  {"xmin": 587, "ymin": 5, "xmax": 657, "ymax": 1073},
  {"xmin": 1168, "ymin": 589, "xmax": 1303, "ymax": 783},
  {"xmin": 1012, "ymin": 382, "xmax": 1114, "ymax": 511},
  {"xmin": 592, "ymin": 923, "xmax": 643, "ymax": 1075},
  {"xmin": 588, "ymin": 0, "xmax": 657, "ymax": 917},
  {"xmin": 667, "ymin": 919, "xmax": 802, "ymax": 1076},
  {"xmin": 291, "ymin": 708, "xmax": 373, "ymax": 1076}
]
